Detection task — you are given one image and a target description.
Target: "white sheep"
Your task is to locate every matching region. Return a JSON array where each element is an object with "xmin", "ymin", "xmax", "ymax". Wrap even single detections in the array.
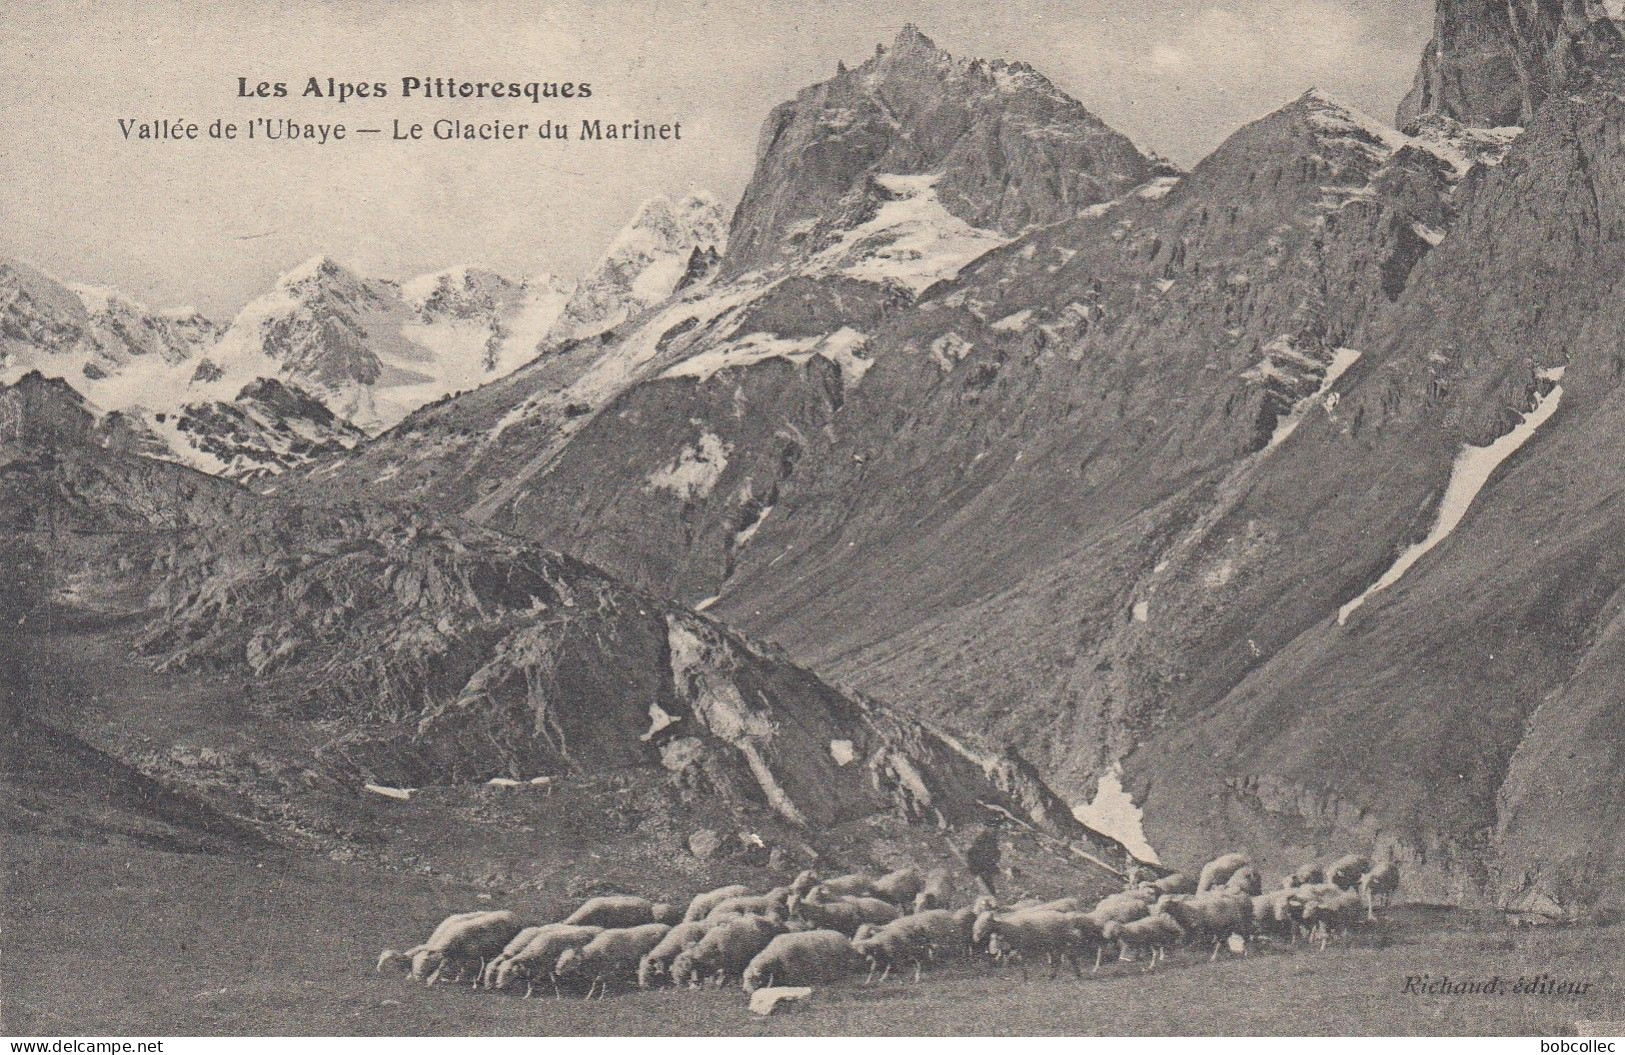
[
  {"xmin": 705, "ymin": 887, "xmax": 790, "ymax": 921},
  {"xmin": 742, "ymin": 929, "xmax": 865, "ymax": 992},
  {"xmin": 912, "ymin": 868, "xmax": 955, "ymax": 913},
  {"xmin": 1196, "ymin": 853, "xmax": 1252, "ymax": 894},
  {"xmin": 1102, "ymin": 913, "xmax": 1184, "ymax": 970},
  {"xmin": 978, "ymin": 909, "xmax": 1091, "ymax": 979},
  {"xmin": 376, "ymin": 911, "xmax": 487, "ymax": 974},
  {"xmin": 554, "ymin": 923, "xmax": 671, "ymax": 999},
  {"xmin": 1155, "ymin": 891, "xmax": 1253, "ymax": 960},
  {"xmin": 1325, "ymin": 854, "xmax": 1372, "ymax": 891},
  {"xmin": 807, "ymin": 872, "xmax": 883, "ymax": 901},
  {"xmin": 870, "ymin": 867, "xmax": 926, "ymax": 908},
  {"xmin": 478, "ymin": 925, "xmax": 550, "ymax": 988},
  {"xmin": 490, "ymin": 924, "xmax": 602, "ymax": 997},
  {"xmin": 1359, "ymin": 862, "xmax": 1401, "ymax": 918},
  {"xmin": 562, "ymin": 895, "xmax": 678, "ymax": 928},
  {"xmin": 788, "ymin": 893, "xmax": 901, "ymax": 936},
  {"xmin": 851, "ymin": 909, "xmax": 963, "ymax": 982},
  {"xmin": 1299, "ymin": 887, "xmax": 1366, "ymax": 949},
  {"xmin": 637, "ymin": 921, "xmax": 714, "ymax": 988},
  {"xmin": 682, "ymin": 884, "xmax": 751, "ymax": 923},
  {"xmin": 670, "ymin": 915, "xmax": 784, "ymax": 988},
  {"xmin": 1282, "ymin": 863, "xmax": 1325, "ymax": 889},
  {"xmin": 408, "ymin": 910, "xmax": 523, "ymax": 985},
  {"xmin": 1224, "ymin": 865, "xmax": 1263, "ymax": 896}
]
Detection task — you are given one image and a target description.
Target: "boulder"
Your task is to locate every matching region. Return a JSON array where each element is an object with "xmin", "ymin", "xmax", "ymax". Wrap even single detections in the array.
[{"xmin": 748, "ymin": 986, "xmax": 813, "ymax": 1016}]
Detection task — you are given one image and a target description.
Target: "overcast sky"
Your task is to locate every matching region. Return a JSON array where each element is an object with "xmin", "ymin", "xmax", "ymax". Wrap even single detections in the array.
[{"xmin": 1, "ymin": 0, "xmax": 1432, "ymax": 316}]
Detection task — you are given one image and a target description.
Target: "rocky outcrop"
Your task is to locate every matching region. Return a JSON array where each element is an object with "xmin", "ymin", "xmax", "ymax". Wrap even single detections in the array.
[
  {"xmin": 1396, "ymin": 0, "xmax": 1623, "ymax": 127},
  {"xmin": 723, "ymin": 25, "xmax": 1156, "ymax": 275}
]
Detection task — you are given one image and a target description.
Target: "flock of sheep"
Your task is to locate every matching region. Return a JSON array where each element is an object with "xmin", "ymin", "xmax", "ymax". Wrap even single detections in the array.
[{"xmin": 375, "ymin": 851, "xmax": 1402, "ymax": 1002}]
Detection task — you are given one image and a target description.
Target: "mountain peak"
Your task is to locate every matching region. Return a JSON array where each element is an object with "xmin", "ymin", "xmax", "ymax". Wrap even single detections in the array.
[
  {"xmin": 1397, "ymin": 0, "xmax": 1624, "ymax": 128},
  {"xmin": 723, "ymin": 29, "xmax": 1153, "ymax": 274}
]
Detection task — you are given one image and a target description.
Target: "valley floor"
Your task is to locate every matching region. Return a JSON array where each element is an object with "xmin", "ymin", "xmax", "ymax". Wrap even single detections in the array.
[{"xmin": 3, "ymin": 831, "xmax": 1621, "ymax": 1037}]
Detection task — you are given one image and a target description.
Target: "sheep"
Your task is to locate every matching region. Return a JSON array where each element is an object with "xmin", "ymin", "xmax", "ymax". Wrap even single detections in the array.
[
  {"xmin": 1325, "ymin": 854, "xmax": 1372, "ymax": 891},
  {"xmin": 670, "ymin": 915, "xmax": 783, "ymax": 988},
  {"xmin": 742, "ymin": 929, "xmax": 865, "ymax": 993},
  {"xmin": 1103, "ymin": 913, "xmax": 1185, "ymax": 970},
  {"xmin": 807, "ymin": 872, "xmax": 883, "ymax": 901},
  {"xmin": 490, "ymin": 925, "xmax": 602, "ymax": 997},
  {"xmin": 1089, "ymin": 889, "xmax": 1154, "ymax": 925},
  {"xmin": 407, "ymin": 910, "xmax": 523, "ymax": 985},
  {"xmin": 1282, "ymin": 863, "xmax": 1325, "ymax": 889},
  {"xmin": 913, "ymin": 868, "xmax": 955, "ymax": 913},
  {"xmin": 1359, "ymin": 862, "xmax": 1401, "ymax": 918},
  {"xmin": 788, "ymin": 894, "xmax": 902, "ymax": 936},
  {"xmin": 951, "ymin": 905, "xmax": 982, "ymax": 957},
  {"xmin": 1144, "ymin": 872, "xmax": 1195, "ymax": 897},
  {"xmin": 852, "ymin": 910, "xmax": 964, "ymax": 982},
  {"xmin": 637, "ymin": 921, "xmax": 714, "ymax": 988},
  {"xmin": 871, "ymin": 867, "xmax": 926, "ymax": 908},
  {"xmin": 554, "ymin": 923, "xmax": 671, "ymax": 999},
  {"xmin": 789, "ymin": 870, "xmax": 822, "ymax": 895},
  {"xmin": 1058, "ymin": 911, "xmax": 1112, "ymax": 972},
  {"xmin": 376, "ymin": 910, "xmax": 487, "ymax": 975},
  {"xmin": 1015, "ymin": 896, "xmax": 1086, "ymax": 914},
  {"xmin": 1196, "ymin": 853, "xmax": 1252, "ymax": 894},
  {"xmin": 1250, "ymin": 890, "xmax": 1302, "ymax": 943},
  {"xmin": 1224, "ymin": 866, "xmax": 1263, "ymax": 897},
  {"xmin": 683, "ymin": 884, "xmax": 750, "ymax": 923},
  {"xmin": 562, "ymin": 895, "xmax": 678, "ymax": 929},
  {"xmin": 979, "ymin": 909, "xmax": 1091, "ymax": 979},
  {"xmin": 1300, "ymin": 887, "xmax": 1366, "ymax": 949},
  {"xmin": 705, "ymin": 888, "xmax": 790, "ymax": 921},
  {"xmin": 1155, "ymin": 891, "xmax": 1253, "ymax": 961},
  {"xmin": 479, "ymin": 925, "xmax": 551, "ymax": 988}
]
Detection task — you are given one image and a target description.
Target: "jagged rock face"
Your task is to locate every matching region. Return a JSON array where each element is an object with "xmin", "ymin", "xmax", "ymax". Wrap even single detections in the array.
[
  {"xmin": 4, "ymin": 379, "xmax": 1123, "ymax": 859},
  {"xmin": 401, "ymin": 266, "xmax": 573, "ymax": 373},
  {"xmin": 163, "ymin": 377, "xmax": 365, "ymax": 480},
  {"xmin": 1396, "ymin": 0, "xmax": 1623, "ymax": 127},
  {"xmin": 0, "ymin": 258, "xmax": 219, "ymax": 396},
  {"xmin": 723, "ymin": 25, "xmax": 1155, "ymax": 275}
]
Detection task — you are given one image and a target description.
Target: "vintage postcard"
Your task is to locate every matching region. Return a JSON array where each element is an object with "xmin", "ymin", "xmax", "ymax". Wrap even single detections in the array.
[{"xmin": 2, "ymin": 0, "xmax": 1622, "ymax": 1041}]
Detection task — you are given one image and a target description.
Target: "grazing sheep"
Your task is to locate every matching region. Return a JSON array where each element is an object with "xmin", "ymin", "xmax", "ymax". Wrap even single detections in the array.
[
  {"xmin": 490, "ymin": 925, "xmax": 602, "ymax": 997},
  {"xmin": 808, "ymin": 872, "xmax": 883, "ymax": 901},
  {"xmin": 980, "ymin": 909, "xmax": 1091, "ymax": 979},
  {"xmin": 637, "ymin": 921, "xmax": 714, "ymax": 989},
  {"xmin": 706, "ymin": 888, "xmax": 790, "ymax": 921},
  {"xmin": 1016, "ymin": 896, "xmax": 1086, "ymax": 914},
  {"xmin": 1058, "ymin": 912, "xmax": 1112, "ymax": 972},
  {"xmin": 683, "ymin": 884, "xmax": 750, "ymax": 924},
  {"xmin": 1283, "ymin": 863, "xmax": 1325, "ymax": 889},
  {"xmin": 1144, "ymin": 872, "xmax": 1195, "ymax": 897},
  {"xmin": 1325, "ymin": 854, "xmax": 1372, "ymax": 891},
  {"xmin": 1300, "ymin": 887, "xmax": 1366, "ymax": 948},
  {"xmin": 951, "ymin": 906, "xmax": 982, "ymax": 957},
  {"xmin": 670, "ymin": 916, "xmax": 784, "ymax": 987},
  {"xmin": 1155, "ymin": 891, "xmax": 1253, "ymax": 960},
  {"xmin": 1089, "ymin": 889, "xmax": 1154, "ymax": 925},
  {"xmin": 376, "ymin": 911, "xmax": 488, "ymax": 975},
  {"xmin": 1359, "ymin": 862, "xmax": 1401, "ymax": 918},
  {"xmin": 563, "ymin": 895, "xmax": 677, "ymax": 929},
  {"xmin": 1196, "ymin": 853, "xmax": 1252, "ymax": 894},
  {"xmin": 742, "ymin": 929, "xmax": 865, "ymax": 993},
  {"xmin": 479, "ymin": 925, "xmax": 551, "ymax": 988},
  {"xmin": 554, "ymin": 924, "xmax": 671, "ymax": 999},
  {"xmin": 1103, "ymin": 913, "xmax": 1185, "ymax": 970},
  {"xmin": 409, "ymin": 911, "xmax": 524, "ymax": 985},
  {"xmin": 852, "ymin": 910, "xmax": 963, "ymax": 982},
  {"xmin": 1224, "ymin": 866, "xmax": 1263, "ymax": 897},
  {"xmin": 871, "ymin": 867, "xmax": 926, "ymax": 908},
  {"xmin": 1250, "ymin": 890, "xmax": 1302, "ymax": 943},
  {"xmin": 913, "ymin": 868, "xmax": 955, "ymax": 913},
  {"xmin": 789, "ymin": 870, "xmax": 822, "ymax": 895},
  {"xmin": 789, "ymin": 894, "xmax": 902, "ymax": 936}
]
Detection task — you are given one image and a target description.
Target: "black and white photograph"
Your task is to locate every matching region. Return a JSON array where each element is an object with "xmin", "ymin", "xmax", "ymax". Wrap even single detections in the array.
[{"xmin": 2, "ymin": 0, "xmax": 1623, "ymax": 1040}]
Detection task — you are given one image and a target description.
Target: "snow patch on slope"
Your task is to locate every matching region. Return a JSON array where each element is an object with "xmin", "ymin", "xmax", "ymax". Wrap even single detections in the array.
[
  {"xmin": 811, "ymin": 174, "xmax": 1009, "ymax": 294},
  {"xmin": 649, "ymin": 432, "xmax": 730, "ymax": 500},
  {"xmin": 1072, "ymin": 768, "xmax": 1159, "ymax": 865},
  {"xmin": 1339, "ymin": 376, "xmax": 1565, "ymax": 624}
]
